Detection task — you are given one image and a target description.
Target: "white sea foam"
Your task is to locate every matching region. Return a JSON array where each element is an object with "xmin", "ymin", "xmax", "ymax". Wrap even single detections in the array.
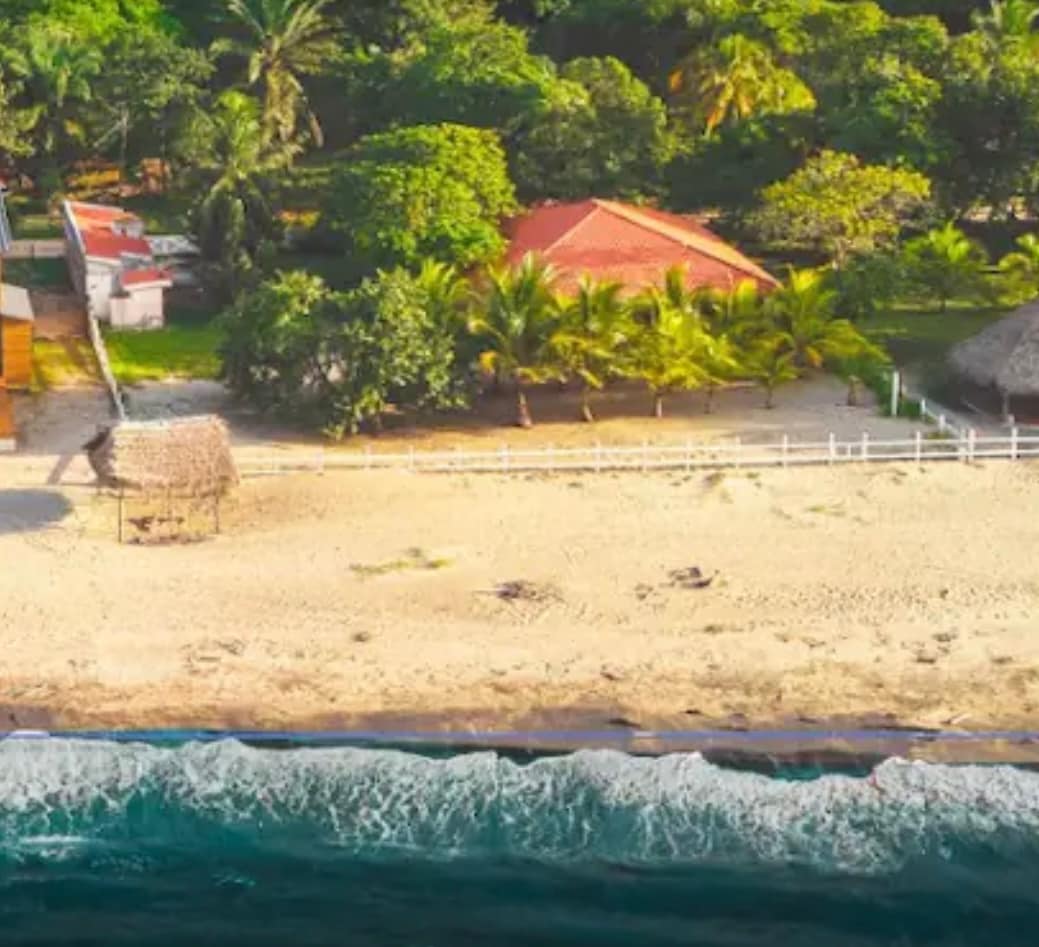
[{"xmin": 0, "ymin": 739, "xmax": 1036, "ymax": 874}]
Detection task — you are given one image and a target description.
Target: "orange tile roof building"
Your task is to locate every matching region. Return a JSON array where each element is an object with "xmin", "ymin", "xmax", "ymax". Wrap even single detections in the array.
[
  {"xmin": 504, "ymin": 199, "xmax": 778, "ymax": 295},
  {"xmin": 62, "ymin": 201, "xmax": 173, "ymax": 330}
]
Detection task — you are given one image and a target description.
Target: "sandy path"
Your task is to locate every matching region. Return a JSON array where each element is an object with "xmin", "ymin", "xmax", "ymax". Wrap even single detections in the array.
[{"xmin": 0, "ymin": 462, "xmax": 1037, "ymax": 732}]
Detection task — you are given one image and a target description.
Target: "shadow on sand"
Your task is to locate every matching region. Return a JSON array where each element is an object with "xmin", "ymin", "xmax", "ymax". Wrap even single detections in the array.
[{"xmin": 0, "ymin": 490, "xmax": 73, "ymax": 535}]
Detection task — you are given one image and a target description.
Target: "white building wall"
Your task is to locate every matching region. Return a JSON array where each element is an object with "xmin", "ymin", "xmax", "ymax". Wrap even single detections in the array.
[
  {"xmin": 85, "ymin": 262, "xmax": 118, "ymax": 320},
  {"xmin": 110, "ymin": 287, "xmax": 166, "ymax": 330}
]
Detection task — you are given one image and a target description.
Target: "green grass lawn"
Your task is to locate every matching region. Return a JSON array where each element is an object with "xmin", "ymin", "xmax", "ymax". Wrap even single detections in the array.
[
  {"xmin": 105, "ymin": 323, "xmax": 223, "ymax": 385},
  {"xmin": 863, "ymin": 302, "xmax": 1009, "ymax": 367}
]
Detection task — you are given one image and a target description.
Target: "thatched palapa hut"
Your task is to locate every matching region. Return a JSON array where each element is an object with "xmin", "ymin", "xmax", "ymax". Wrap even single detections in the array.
[
  {"xmin": 949, "ymin": 301, "xmax": 1039, "ymax": 422},
  {"xmin": 85, "ymin": 415, "xmax": 238, "ymax": 496}
]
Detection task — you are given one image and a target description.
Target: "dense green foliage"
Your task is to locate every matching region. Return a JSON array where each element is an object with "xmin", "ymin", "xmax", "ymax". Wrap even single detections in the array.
[{"xmin": 1, "ymin": 0, "xmax": 1037, "ymax": 433}]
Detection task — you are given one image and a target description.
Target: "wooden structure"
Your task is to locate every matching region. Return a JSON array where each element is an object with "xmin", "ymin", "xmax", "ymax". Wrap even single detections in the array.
[
  {"xmin": 0, "ymin": 292, "xmax": 33, "ymax": 389},
  {"xmin": 85, "ymin": 415, "xmax": 239, "ymax": 542}
]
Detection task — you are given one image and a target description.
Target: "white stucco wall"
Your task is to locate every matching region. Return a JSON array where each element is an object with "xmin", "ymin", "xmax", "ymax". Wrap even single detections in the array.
[{"xmin": 110, "ymin": 286, "xmax": 165, "ymax": 329}]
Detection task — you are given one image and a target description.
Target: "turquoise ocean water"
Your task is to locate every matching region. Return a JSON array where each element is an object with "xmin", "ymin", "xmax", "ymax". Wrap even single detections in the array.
[{"xmin": 1, "ymin": 738, "xmax": 1038, "ymax": 945}]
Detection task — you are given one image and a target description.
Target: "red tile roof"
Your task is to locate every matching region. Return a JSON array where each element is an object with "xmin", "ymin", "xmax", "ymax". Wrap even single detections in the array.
[
  {"xmin": 504, "ymin": 199, "xmax": 778, "ymax": 295},
  {"xmin": 67, "ymin": 201, "xmax": 150, "ymax": 261},
  {"xmin": 120, "ymin": 267, "xmax": 172, "ymax": 288},
  {"xmin": 81, "ymin": 229, "xmax": 152, "ymax": 260}
]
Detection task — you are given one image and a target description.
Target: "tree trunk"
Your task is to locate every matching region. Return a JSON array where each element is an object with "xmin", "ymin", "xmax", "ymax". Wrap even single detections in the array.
[
  {"xmin": 652, "ymin": 392, "xmax": 664, "ymax": 418},
  {"xmin": 516, "ymin": 387, "xmax": 533, "ymax": 429},
  {"xmin": 764, "ymin": 382, "xmax": 776, "ymax": 409},
  {"xmin": 580, "ymin": 385, "xmax": 595, "ymax": 423},
  {"xmin": 705, "ymin": 383, "xmax": 716, "ymax": 414}
]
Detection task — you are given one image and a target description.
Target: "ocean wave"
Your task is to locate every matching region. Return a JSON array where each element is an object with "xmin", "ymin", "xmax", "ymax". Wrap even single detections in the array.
[{"xmin": 0, "ymin": 739, "xmax": 1036, "ymax": 874}]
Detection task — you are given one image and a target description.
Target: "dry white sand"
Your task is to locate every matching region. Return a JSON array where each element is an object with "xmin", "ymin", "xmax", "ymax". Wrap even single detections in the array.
[{"xmin": 0, "ymin": 462, "xmax": 1037, "ymax": 732}]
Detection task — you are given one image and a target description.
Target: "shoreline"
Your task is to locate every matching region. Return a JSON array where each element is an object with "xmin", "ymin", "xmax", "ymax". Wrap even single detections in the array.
[{"xmin": 7, "ymin": 717, "xmax": 1039, "ymax": 768}]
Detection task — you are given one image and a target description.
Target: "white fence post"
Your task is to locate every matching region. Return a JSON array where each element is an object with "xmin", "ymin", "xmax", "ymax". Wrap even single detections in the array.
[
  {"xmin": 920, "ymin": 397, "xmax": 927, "ymax": 419},
  {"xmin": 781, "ymin": 434, "xmax": 789, "ymax": 468},
  {"xmin": 1011, "ymin": 426, "xmax": 1019, "ymax": 461},
  {"xmin": 915, "ymin": 430, "xmax": 922, "ymax": 465},
  {"xmin": 890, "ymin": 370, "xmax": 900, "ymax": 417},
  {"xmin": 828, "ymin": 433, "xmax": 836, "ymax": 465},
  {"xmin": 861, "ymin": 432, "xmax": 870, "ymax": 462},
  {"xmin": 938, "ymin": 414, "xmax": 947, "ymax": 435},
  {"xmin": 968, "ymin": 428, "xmax": 976, "ymax": 462}
]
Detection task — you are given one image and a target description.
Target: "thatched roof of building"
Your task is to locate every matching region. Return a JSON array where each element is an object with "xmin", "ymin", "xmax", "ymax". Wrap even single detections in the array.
[
  {"xmin": 85, "ymin": 415, "xmax": 238, "ymax": 495},
  {"xmin": 949, "ymin": 301, "xmax": 1039, "ymax": 397}
]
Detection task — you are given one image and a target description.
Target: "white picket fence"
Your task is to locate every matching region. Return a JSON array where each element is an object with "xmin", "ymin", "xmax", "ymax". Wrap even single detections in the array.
[{"xmin": 236, "ymin": 428, "xmax": 1039, "ymax": 477}]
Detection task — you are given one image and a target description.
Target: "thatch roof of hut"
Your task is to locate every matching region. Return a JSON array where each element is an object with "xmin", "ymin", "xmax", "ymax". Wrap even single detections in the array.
[
  {"xmin": 85, "ymin": 415, "xmax": 238, "ymax": 495},
  {"xmin": 949, "ymin": 301, "xmax": 1039, "ymax": 397}
]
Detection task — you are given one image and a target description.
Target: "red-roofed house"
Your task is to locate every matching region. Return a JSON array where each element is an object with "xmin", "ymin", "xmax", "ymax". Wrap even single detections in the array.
[
  {"xmin": 63, "ymin": 200, "xmax": 173, "ymax": 329},
  {"xmin": 503, "ymin": 199, "xmax": 778, "ymax": 295}
]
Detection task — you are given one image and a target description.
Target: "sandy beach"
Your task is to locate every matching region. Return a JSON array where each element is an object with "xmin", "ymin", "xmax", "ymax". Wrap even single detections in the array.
[{"xmin": 0, "ymin": 460, "xmax": 1037, "ymax": 734}]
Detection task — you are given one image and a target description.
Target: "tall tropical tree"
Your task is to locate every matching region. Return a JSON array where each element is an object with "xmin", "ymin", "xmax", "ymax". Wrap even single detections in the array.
[
  {"xmin": 900, "ymin": 223, "xmax": 989, "ymax": 312},
  {"xmin": 552, "ymin": 278, "xmax": 630, "ymax": 422},
  {"xmin": 669, "ymin": 34, "xmax": 816, "ymax": 137},
  {"xmin": 12, "ymin": 26, "xmax": 100, "ymax": 191},
  {"xmin": 469, "ymin": 255, "xmax": 564, "ymax": 428},
  {"xmin": 217, "ymin": 0, "xmax": 338, "ymax": 148},
  {"xmin": 189, "ymin": 91, "xmax": 292, "ymax": 299}
]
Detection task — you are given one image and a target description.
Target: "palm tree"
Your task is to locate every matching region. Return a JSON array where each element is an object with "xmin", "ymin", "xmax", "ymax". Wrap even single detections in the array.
[
  {"xmin": 628, "ymin": 298, "xmax": 717, "ymax": 418},
  {"xmin": 763, "ymin": 268, "xmax": 887, "ymax": 405},
  {"xmin": 469, "ymin": 255, "xmax": 564, "ymax": 428},
  {"xmin": 553, "ymin": 278, "xmax": 630, "ymax": 422},
  {"xmin": 217, "ymin": 0, "xmax": 339, "ymax": 148},
  {"xmin": 697, "ymin": 280, "xmax": 764, "ymax": 412},
  {"xmin": 669, "ymin": 34, "xmax": 816, "ymax": 137},
  {"xmin": 901, "ymin": 223, "xmax": 988, "ymax": 313},
  {"xmin": 1000, "ymin": 233, "xmax": 1039, "ymax": 297},
  {"xmin": 972, "ymin": 0, "xmax": 1039, "ymax": 48},
  {"xmin": 14, "ymin": 27, "xmax": 100, "ymax": 192},
  {"xmin": 745, "ymin": 333, "xmax": 798, "ymax": 409},
  {"xmin": 192, "ymin": 91, "xmax": 291, "ymax": 298},
  {"xmin": 767, "ymin": 269, "xmax": 883, "ymax": 370}
]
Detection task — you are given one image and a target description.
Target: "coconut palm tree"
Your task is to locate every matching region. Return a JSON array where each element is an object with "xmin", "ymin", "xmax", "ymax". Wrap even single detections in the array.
[
  {"xmin": 745, "ymin": 332, "xmax": 798, "ymax": 409},
  {"xmin": 697, "ymin": 280, "xmax": 764, "ymax": 412},
  {"xmin": 669, "ymin": 34, "xmax": 816, "ymax": 137},
  {"xmin": 13, "ymin": 27, "xmax": 100, "ymax": 192},
  {"xmin": 217, "ymin": 0, "xmax": 339, "ymax": 148},
  {"xmin": 1000, "ymin": 233, "xmax": 1039, "ymax": 297},
  {"xmin": 767, "ymin": 268, "xmax": 883, "ymax": 371},
  {"xmin": 552, "ymin": 278, "xmax": 630, "ymax": 422},
  {"xmin": 628, "ymin": 297, "xmax": 718, "ymax": 418},
  {"xmin": 469, "ymin": 255, "xmax": 564, "ymax": 428},
  {"xmin": 972, "ymin": 0, "xmax": 1039, "ymax": 48},
  {"xmin": 191, "ymin": 91, "xmax": 292, "ymax": 298},
  {"xmin": 900, "ymin": 223, "xmax": 989, "ymax": 313}
]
